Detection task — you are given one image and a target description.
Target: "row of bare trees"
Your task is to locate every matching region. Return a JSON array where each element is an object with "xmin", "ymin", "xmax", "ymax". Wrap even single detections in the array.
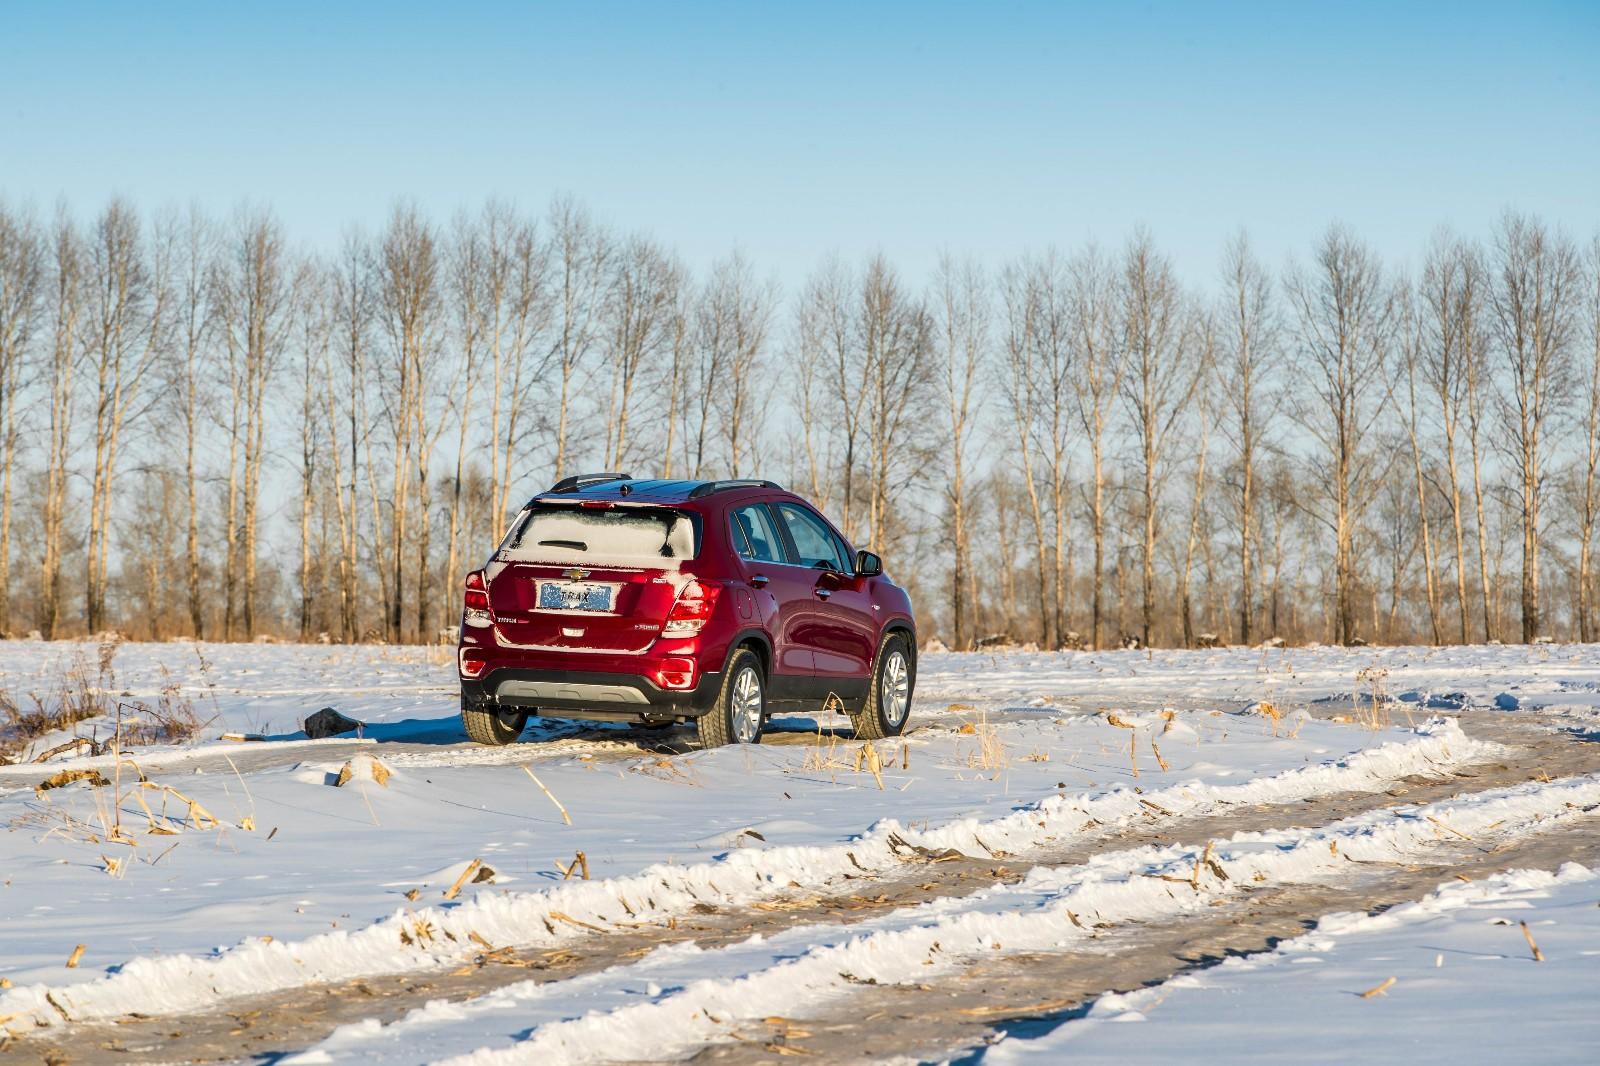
[{"xmin": 0, "ymin": 196, "xmax": 1596, "ymax": 648}]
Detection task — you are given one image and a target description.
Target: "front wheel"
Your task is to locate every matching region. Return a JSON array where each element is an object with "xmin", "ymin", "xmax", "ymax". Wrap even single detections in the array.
[
  {"xmin": 853, "ymin": 633, "xmax": 914, "ymax": 739},
  {"xmin": 462, "ymin": 696, "xmax": 526, "ymax": 746},
  {"xmin": 697, "ymin": 648, "xmax": 765, "ymax": 748}
]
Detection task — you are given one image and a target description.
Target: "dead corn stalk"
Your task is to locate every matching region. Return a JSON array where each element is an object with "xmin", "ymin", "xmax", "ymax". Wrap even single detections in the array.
[{"xmin": 522, "ymin": 765, "xmax": 572, "ymax": 825}]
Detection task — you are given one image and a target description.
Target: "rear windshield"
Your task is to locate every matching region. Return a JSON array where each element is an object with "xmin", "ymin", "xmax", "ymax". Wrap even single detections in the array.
[{"xmin": 499, "ymin": 504, "xmax": 699, "ymax": 565}]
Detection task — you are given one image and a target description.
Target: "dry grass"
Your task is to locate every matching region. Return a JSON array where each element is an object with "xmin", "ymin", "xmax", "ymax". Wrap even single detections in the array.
[
  {"xmin": 800, "ymin": 701, "xmax": 852, "ymax": 777},
  {"xmin": 0, "ymin": 641, "xmax": 209, "ymax": 763},
  {"xmin": 0, "ymin": 648, "xmax": 116, "ymax": 761},
  {"xmin": 1355, "ymin": 665, "xmax": 1394, "ymax": 730},
  {"xmin": 957, "ymin": 708, "xmax": 1009, "ymax": 774},
  {"xmin": 121, "ymin": 668, "xmax": 210, "ymax": 746},
  {"xmin": 1103, "ymin": 712, "xmax": 1139, "ymax": 777}
]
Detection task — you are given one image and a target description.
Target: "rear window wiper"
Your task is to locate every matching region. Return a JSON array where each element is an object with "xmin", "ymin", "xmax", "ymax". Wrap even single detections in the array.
[{"xmin": 538, "ymin": 539, "xmax": 588, "ymax": 551}]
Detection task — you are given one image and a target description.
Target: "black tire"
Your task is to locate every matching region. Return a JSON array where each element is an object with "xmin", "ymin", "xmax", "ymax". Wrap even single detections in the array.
[
  {"xmin": 696, "ymin": 648, "xmax": 765, "ymax": 749},
  {"xmin": 852, "ymin": 632, "xmax": 915, "ymax": 739},
  {"xmin": 461, "ymin": 697, "xmax": 526, "ymax": 746}
]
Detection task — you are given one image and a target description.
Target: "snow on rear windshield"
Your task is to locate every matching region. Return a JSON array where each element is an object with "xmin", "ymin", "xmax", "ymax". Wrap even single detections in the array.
[{"xmin": 501, "ymin": 506, "xmax": 697, "ymax": 565}]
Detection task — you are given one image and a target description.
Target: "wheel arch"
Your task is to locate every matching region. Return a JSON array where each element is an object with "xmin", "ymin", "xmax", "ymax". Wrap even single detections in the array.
[
  {"xmin": 723, "ymin": 627, "xmax": 774, "ymax": 680},
  {"xmin": 883, "ymin": 619, "xmax": 918, "ymax": 667}
]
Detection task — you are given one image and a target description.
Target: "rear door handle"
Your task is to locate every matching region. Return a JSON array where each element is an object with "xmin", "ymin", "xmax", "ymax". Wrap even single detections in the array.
[
  {"xmin": 814, "ymin": 588, "xmax": 831, "ymax": 599},
  {"xmin": 750, "ymin": 574, "xmax": 769, "ymax": 588}
]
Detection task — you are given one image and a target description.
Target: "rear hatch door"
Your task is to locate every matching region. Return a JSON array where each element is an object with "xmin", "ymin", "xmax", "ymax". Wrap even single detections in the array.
[{"xmin": 486, "ymin": 502, "xmax": 698, "ymax": 653}]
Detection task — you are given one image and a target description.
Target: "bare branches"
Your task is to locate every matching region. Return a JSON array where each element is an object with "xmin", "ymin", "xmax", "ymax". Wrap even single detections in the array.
[{"xmin": 0, "ymin": 197, "xmax": 1595, "ymax": 650}]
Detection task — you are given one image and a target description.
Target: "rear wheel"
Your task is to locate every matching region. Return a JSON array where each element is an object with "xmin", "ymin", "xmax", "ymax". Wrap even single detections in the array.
[
  {"xmin": 852, "ymin": 633, "xmax": 914, "ymax": 739},
  {"xmin": 697, "ymin": 648, "xmax": 765, "ymax": 748},
  {"xmin": 461, "ymin": 696, "xmax": 526, "ymax": 746}
]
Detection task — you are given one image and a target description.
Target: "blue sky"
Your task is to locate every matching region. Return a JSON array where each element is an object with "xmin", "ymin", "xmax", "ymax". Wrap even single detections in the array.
[{"xmin": 3, "ymin": 1, "xmax": 1597, "ymax": 288}]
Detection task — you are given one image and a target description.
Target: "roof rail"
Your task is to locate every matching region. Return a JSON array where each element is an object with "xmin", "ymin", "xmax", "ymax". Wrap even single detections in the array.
[
  {"xmin": 686, "ymin": 479, "xmax": 783, "ymax": 499},
  {"xmin": 548, "ymin": 472, "xmax": 632, "ymax": 494}
]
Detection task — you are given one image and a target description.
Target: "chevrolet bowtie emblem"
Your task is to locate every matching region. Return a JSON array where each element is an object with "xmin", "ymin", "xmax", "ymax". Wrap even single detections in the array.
[{"xmin": 562, "ymin": 568, "xmax": 590, "ymax": 581}]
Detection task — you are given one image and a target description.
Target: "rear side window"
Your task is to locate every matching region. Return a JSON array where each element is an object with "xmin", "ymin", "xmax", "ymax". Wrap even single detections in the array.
[
  {"xmin": 729, "ymin": 504, "xmax": 784, "ymax": 563},
  {"xmin": 776, "ymin": 503, "xmax": 849, "ymax": 571},
  {"xmin": 501, "ymin": 505, "xmax": 698, "ymax": 565}
]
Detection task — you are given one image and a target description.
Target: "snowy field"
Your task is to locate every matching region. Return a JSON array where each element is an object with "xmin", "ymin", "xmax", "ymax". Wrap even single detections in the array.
[{"xmin": 0, "ymin": 639, "xmax": 1597, "ymax": 1063}]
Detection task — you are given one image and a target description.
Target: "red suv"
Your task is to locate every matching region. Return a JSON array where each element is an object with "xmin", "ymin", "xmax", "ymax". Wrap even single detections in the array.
[{"xmin": 457, "ymin": 475, "xmax": 917, "ymax": 747}]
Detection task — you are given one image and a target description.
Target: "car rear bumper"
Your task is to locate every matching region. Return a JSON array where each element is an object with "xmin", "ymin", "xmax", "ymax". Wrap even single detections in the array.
[{"xmin": 462, "ymin": 666, "xmax": 723, "ymax": 720}]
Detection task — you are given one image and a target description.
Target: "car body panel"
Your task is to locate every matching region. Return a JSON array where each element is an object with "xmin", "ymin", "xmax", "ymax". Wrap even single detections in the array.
[{"xmin": 458, "ymin": 477, "xmax": 915, "ymax": 728}]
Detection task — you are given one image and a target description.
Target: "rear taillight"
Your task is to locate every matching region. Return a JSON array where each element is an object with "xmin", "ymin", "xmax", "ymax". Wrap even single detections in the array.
[
  {"xmin": 459, "ymin": 647, "xmax": 487, "ymax": 678},
  {"xmin": 654, "ymin": 657, "xmax": 697, "ymax": 690},
  {"xmin": 464, "ymin": 570, "xmax": 489, "ymax": 613},
  {"xmin": 663, "ymin": 579, "xmax": 720, "ymax": 635}
]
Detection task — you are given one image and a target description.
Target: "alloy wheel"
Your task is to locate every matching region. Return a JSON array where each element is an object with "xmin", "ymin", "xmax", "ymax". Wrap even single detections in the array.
[
  {"xmin": 731, "ymin": 666, "xmax": 763, "ymax": 743},
  {"xmin": 882, "ymin": 650, "xmax": 910, "ymax": 726}
]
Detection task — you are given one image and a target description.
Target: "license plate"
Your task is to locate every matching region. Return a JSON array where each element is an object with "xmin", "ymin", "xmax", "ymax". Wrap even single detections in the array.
[{"xmin": 536, "ymin": 581, "xmax": 615, "ymax": 612}]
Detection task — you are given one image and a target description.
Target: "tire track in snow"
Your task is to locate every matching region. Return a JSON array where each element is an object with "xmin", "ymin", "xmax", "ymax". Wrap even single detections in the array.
[
  {"xmin": 317, "ymin": 772, "xmax": 1600, "ymax": 1066},
  {"xmin": 0, "ymin": 720, "xmax": 1492, "ymax": 1031}
]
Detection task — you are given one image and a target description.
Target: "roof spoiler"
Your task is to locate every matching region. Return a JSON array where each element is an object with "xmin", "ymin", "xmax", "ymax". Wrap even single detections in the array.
[{"xmin": 547, "ymin": 472, "xmax": 632, "ymax": 494}]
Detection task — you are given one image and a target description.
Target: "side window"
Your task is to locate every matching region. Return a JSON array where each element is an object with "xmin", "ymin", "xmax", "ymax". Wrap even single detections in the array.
[
  {"xmin": 777, "ymin": 503, "xmax": 848, "ymax": 571},
  {"xmin": 729, "ymin": 504, "xmax": 783, "ymax": 563}
]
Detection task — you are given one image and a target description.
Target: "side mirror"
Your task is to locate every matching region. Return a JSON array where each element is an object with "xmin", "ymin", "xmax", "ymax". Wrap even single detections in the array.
[{"xmin": 855, "ymin": 550, "xmax": 882, "ymax": 577}]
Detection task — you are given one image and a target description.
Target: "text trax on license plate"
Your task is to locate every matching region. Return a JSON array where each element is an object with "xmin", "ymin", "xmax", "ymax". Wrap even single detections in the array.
[{"xmin": 537, "ymin": 581, "xmax": 614, "ymax": 612}]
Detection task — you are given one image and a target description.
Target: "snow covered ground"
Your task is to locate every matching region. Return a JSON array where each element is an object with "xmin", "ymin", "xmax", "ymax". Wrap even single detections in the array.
[
  {"xmin": 0, "ymin": 639, "xmax": 1596, "ymax": 1062},
  {"xmin": 986, "ymin": 863, "xmax": 1600, "ymax": 1064}
]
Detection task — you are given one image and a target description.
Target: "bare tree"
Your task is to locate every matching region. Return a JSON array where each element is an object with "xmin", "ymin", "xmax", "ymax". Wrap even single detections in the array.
[
  {"xmin": 375, "ymin": 205, "xmax": 445, "ymax": 641},
  {"xmin": 444, "ymin": 212, "xmax": 487, "ymax": 623},
  {"xmin": 327, "ymin": 232, "xmax": 373, "ymax": 641},
  {"xmin": 1177, "ymin": 317, "xmax": 1217, "ymax": 646},
  {"xmin": 1068, "ymin": 246, "xmax": 1124, "ymax": 649},
  {"xmin": 791, "ymin": 276, "xmax": 837, "ymax": 508},
  {"xmin": 477, "ymin": 203, "xmax": 549, "ymax": 528},
  {"xmin": 658, "ymin": 282, "xmax": 692, "ymax": 480},
  {"xmin": 857, "ymin": 256, "xmax": 929, "ymax": 552},
  {"xmin": 932, "ymin": 253, "xmax": 989, "ymax": 649},
  {"xmin": 294, "ymin": 263, "xmax": 331, "ymax": 639},
  {"xmin": 1420, "ymin": 232, "xmax": 1478, "ymax": 642},
  {"xmin": 165, "ymin": 206, "xmax": 218, "ymax": 639},
  {"xmin": 83, "ymin": 200, "xmax": 170, "ymax": 633},
  {"xmin": 603, "ymin": 237, "xmax": 679, "ymax": 469},
  {"xmin": 1490, "ymin": 212, "xmax": 1580, "ymax": 642},
  {"xmin": 0, "ymin": 204, "xmax": 42, "ymax": 634},
  {"xmin": 999, "ymin": 255, "xmax": 1058, "ymax": 645},
  {"xmin": 1284, "ymin": 225, "xmax": 1393, "ymax": 645},
  {"xmin": 1118, "ymin": 231, "xmax": 1201, "ymax": 646},
  {"xmin": 795, "ymin": 259, "xmax": 857, "ymax": 521},
  {"xmin": 216, "ymin": 208, "xmax": 292, "ymax": 640},
  {"xmin": 720, "ymin": 255, "xmax": 777, "ymax": 480},
  {"xmin": 691, "ymin": 253, "xmax": 775, "ymax": 480},
  {"xmin": 547, "ymin": 198, "xmax": 610, "ymax": 479},
  {"xmin": 1454, "ymin": 241, "xmax": 1498, "ymax": 642},
  {"xmin": 1396, "ymin": 279, "xmax": 1443, "ymax": 644},
  {"xmin": 1218, "ymin": 232, "xmax": 1277, "ymax": 643},
  {"xmin": 40, "ymin": 209, "xmax": 82, "ymax": 638},
  {"xmin": 1578, "ymin": 235, "xmax": 1600, "ymax": 641}
]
